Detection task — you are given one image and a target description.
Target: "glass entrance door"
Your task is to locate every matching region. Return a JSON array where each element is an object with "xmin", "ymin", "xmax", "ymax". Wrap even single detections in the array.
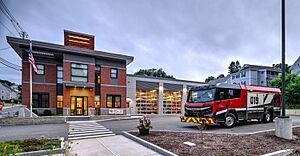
[
  {"xmin": 76, "ymin": 97, "xmax": 83, "ymax": 115},
  {"xmin": 71, "ymin": 96, "xmax": 88, "ymax": 116}
]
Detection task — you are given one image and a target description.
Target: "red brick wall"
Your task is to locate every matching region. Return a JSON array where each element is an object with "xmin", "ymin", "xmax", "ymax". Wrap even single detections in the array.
[
  {"xmin": 22, "ymin": 61, "xmax": 57, "ymax": 108},
  {"xmin": 101, "ymin": 66, "xmax": 110, "ymax": 84},
  {"xmin": 22, "ymin": 83, "xmax": 57, "ymax": 108},
  {"xmin": 117, "ymin": 69, "xmax": 126, "ymax": 86},
  {"xmin": 63, "ymin": 61, "xmax": 71, "ymax": 81},
  {"xmin": 100, "ymin": 86, "xmax": 126, "ymax": 108},
  {"xmin": 100, "ymin": 66, "xmax": 127, "ymax": 108}
]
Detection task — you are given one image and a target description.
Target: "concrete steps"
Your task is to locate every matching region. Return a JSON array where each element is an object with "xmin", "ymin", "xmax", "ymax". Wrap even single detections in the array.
[{"xmin": 68, "ymin": 122, "xmax": 115, "ymax": 140}]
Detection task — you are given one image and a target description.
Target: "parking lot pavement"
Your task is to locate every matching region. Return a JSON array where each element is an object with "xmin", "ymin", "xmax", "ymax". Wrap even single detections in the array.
[
  {"xmin": 0, "ymin": 123, "xmax": 68, "ymax": 141},
  {"xmin": 99, "ymin": 115, "xmax": 300, "ymax": 135}
]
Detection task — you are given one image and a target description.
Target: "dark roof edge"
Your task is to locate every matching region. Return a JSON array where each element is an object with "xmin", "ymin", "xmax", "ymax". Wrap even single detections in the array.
[
  {"xmin": 127, "ymin": 74, "xmax": 205, "ymax": 84},
  {"xmin": 6, "ymin": 36, "xmax": 134, "ymax": 65},
  {"xmin": 64, "ymin": 30, "xmax": 94, "ymax": 37}
]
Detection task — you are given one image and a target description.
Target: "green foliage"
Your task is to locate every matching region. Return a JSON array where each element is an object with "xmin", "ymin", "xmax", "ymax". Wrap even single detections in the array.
[
  {"xmin": 134, "ymin": 68, "xmax": 174, "ymax": 79},
  {"xmin": 270, "ymin": 74, "xmax": 300, "ymax": 104},
  {"xmin": 228, "ymin": 61, "xmax": 242, "ymax": 74},
  {"xmin": 0, "ymin": 79, "xmax": 16, "ymax": 87},
  {"xmin": 32, "ymin": 109, "xmax": 38, "ymax": 115},
  {"xmin": 274, "ymin": 63, "xmax": 291, "ymax": 74},
  {"xmin": 0, "ymin": 138, "xmax": 60, "ymax": 155},
  {"xmin": 205, "ymin": 76, "xmax": 215, "ymax": 83},
  {"xmin": 43, "ymin": 110, "xmax": 52, "ymax": 116},
  {"xmin": 217, "ymin": 74, "xmax": 225, "ymax": 79}
]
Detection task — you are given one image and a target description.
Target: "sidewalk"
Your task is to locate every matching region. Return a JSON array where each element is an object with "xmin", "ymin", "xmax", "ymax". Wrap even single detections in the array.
[{"xmin": 69, "ymin": 135, "xmax": 161, "ymax": 156}]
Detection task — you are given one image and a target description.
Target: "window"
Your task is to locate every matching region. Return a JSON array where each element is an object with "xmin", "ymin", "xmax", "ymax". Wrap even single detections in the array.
[
  {"xmin": 261, "ymin": 81, "xmax": 264, "ymax": 84},
  {"xmin": 241, "ymin": 72, "xmax": 246, "ymax": 77},
  {"xmin": 232, "ymin": 75, "xmax": 235, "ymax": 79},
  {"xmin": 106, "ymin": 95, "xmax": 121, "ymax": 108},
  {"xmin": 236, "ymin": 74, "xmax": 240, "ymax": 78},
  {"xmin": 215, "ymin": 88, "xmax": 241, "ymax": 100},
  {"xmin": 261, "ymin": 71, "xmax": 264, "ymax": 74},
  {"xmin": 57, "ymin": 96, "xmax": 63, "ymax": 108},
  {"xmin": 32, "ymin": 93, "xmax": 49, "ymax": 108},
  {"xmin": 110, "ymin": 68, "xmax": 118, "ymax": 79},
  {"xmin": 36, "ymin": 64, "xmax": 44, "ymax": 75},
  {"xmin": 95, "ymin": 65, "xmax": 101, "ymax": 95},
  {"xmin": 57, "ymin": 65, "xmax": 63, "ymax": 83},
  {"xmin": 71, "ymin": 63, "xmax": 88, "ymax": 82}
]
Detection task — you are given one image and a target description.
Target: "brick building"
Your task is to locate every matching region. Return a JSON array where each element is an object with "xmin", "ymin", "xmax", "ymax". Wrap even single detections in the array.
[{"xmin": 7, "ymin": 30, "xmax": 133, "ymax": 116}]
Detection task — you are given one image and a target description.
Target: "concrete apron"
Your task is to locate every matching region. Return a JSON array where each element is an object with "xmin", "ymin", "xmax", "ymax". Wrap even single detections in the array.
[{"xmin": 275, "ymin": 117, "xmax": 293, "ymax": 140}]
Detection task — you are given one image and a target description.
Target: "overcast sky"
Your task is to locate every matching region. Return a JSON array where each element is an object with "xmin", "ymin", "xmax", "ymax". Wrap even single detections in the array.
[{"xmin": 1, "ymin": 0, "xmax": 300, "ymax": 84}]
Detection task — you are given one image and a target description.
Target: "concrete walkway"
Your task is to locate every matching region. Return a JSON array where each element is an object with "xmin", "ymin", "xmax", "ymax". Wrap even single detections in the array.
[{"xmin": 69, "ymin": 135, "xmax": 161, "ymax": 156}]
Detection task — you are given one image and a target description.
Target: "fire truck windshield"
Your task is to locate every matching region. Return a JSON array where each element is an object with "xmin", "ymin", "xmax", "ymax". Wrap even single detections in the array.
[{"xmin": 188, "ymin": 88, "xmax": 216, "ymax": 103}]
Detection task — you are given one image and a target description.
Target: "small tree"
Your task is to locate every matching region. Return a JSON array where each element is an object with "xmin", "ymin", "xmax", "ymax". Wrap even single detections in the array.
[
  {"xmin": 270, "ymin": 74, "xmax": 300, "ymax": 104},
  {"xmin": 205, "ymin": 76, "xmax": 215, "ymax": 83},
  {"xmin": 217, "ymin": 74, "xmax": 225, "ymax": 79},
  {"xmin": 134, "ymin": 68, "xmax": 174, "ymax": 79}
]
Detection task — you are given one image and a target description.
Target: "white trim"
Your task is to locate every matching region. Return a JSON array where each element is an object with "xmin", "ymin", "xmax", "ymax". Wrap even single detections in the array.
[
  {"xmin": 63, "ymin": 60, "xmax": 95, "ymax": 65},
  {"xmin": 23, "ymin": 81, "xmax": 56, "ymax": 85},
  {"xmin": 216, "ymin": 109, "xmax": 227, "ymax": 115},
  {"xmin": 101, "ymin": 65, "xmax": 126, "ymax": 70},
  {"xmin": 100, "ymin": 84, "xmax": 127, "ymax": 88}
]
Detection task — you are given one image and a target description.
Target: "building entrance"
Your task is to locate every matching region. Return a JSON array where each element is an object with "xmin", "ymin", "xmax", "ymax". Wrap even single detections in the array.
[{"xmin": 71, "ymin": 96, "xmax": 88, "ymax": 116}]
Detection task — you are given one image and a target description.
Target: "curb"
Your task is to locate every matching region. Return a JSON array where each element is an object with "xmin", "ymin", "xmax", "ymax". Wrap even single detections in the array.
[
  {"xmin": 122, "ymin": 131, "xmax": 178, "ymax": 156},
  {"xmin": 94, "ymin": 116, "xmax": 143, "ymax": 123},
  {"xmin": 15, "ymin": 148, "xmax": 64, "ymax": 156},
  {"xmin": 261, "ymin": 149, "xmax": 293, "ymax": 156}
]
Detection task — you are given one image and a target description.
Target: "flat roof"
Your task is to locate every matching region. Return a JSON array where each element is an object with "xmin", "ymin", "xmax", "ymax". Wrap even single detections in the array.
[
  {"xmin": 127, "ymin": 74, "xmax": 205, "ymax": 84},
  {"xmin": 7, "ymin": 36, "xmax": 134, "ymax": 65}
]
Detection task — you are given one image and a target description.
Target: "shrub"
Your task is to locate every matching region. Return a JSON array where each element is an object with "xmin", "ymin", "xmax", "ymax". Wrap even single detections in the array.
[
  {"xmin": 32, "ymin": 110, "xmax": 38, "ymax": 115},
  {"xmin": 43, "ymin": 110, "xmax": 52, "ymax": 116}
]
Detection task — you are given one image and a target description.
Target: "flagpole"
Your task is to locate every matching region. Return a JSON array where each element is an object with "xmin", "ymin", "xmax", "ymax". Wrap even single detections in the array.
[{"xmin": 30, "ymin": 41, "xmax": 33, "ymax": 118}]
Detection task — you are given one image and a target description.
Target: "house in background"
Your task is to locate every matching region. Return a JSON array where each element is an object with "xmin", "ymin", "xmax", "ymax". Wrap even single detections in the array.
[
  {"xmin": 228, "ymin": 64, "xmax": 281, "ymax": 86},
  {"xmin": 0, "ymin": 83, "xmax": 18, "ymax": 100},
  {"xmin": 7, "ymin": 30, "xmax": 133, "ymax": 116},
  {"xmin": 209, "ymin": 64, "xmax": 281, "ymax": 87},
  {"xmin": 291, "ymin": 56, "xmax": 300, "ymax": 76}
]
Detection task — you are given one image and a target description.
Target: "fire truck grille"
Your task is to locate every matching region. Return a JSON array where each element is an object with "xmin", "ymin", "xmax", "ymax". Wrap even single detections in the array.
[{"xmin": 185, "ymin": 105, "xmax": 213, "ymax": 117}]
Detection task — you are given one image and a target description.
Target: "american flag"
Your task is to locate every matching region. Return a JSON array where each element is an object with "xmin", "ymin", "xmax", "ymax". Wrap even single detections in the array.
[{"xmin": 27, "ymin": 46, "xmax": 38, "ymax": 73}]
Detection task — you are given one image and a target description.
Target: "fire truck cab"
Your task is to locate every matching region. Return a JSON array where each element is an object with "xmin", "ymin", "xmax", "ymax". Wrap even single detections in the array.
[{"xmin": 181, "ymin": 84, "xmax": 281, "ymax": 128}]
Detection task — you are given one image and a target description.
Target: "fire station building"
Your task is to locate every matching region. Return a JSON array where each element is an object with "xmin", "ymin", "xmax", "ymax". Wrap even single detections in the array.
[{"xmin": 7, "ymin": 30, "xmax": 133, "ymax": 116}]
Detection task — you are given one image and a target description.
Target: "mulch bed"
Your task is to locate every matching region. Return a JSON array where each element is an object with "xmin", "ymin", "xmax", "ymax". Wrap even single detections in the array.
[{"xmin": 131, "ymin": 128, "xmax": 300, "ymax": 156}]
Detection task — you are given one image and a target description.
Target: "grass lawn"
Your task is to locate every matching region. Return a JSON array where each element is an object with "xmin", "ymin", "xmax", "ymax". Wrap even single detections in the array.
[{"xmin": 0, "ymin": 138, "xmax": 60, "ymax": 156}]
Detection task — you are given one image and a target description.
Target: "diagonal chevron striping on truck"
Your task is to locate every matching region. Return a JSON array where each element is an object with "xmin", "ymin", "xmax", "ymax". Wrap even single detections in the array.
[{"xmin": 68, "ymin": 122, "xmax": 115, "ymax": 140}]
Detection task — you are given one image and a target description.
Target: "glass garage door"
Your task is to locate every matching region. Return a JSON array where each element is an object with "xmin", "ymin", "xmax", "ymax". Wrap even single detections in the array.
[{"xmin": 163, "ymin": 83, "xmax": 183, "ymax": 114}]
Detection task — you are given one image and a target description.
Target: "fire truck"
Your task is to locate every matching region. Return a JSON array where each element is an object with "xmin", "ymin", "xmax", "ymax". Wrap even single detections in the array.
[{"xmin": 180, "ymin": 84, "xmax": 281, "ymax": 128}]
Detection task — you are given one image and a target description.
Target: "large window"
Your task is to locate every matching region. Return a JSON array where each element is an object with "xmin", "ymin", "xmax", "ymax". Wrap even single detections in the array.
[
  {"xmin": 33, "ymin": 93, "xmax": 49, "ymax": 108},
  {"xmin": 71, "ymin": 63, "xmax": 88, "ymax": 82},
  {"xmin": 106, "ymin": 95, "xmax": 121, "ymax": 108},
  {"xmin": 57, "ymin": 65, "xmax": 63, "ymax": 83},
  {"xmin": 215, "ymin": 88, "xmax": 241, "ymax": 100},
  {"xmin": 57, "ymin": 65, "xmax": 63, "ymax": 95},
  {"xmin": 36, "ymin": 64, "xmax": 44, "ymax": 75},
  {"xmin": 110, "ymin": 68, "xmax": 118, "ymax": 79},
  {"xmin": 188, "ymin": 89, "xmax": 216, "ymax": 103}
]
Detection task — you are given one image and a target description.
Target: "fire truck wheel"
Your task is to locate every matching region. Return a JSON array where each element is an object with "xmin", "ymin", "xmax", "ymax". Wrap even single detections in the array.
[
  {"xmin": 224, "ymin": 113, "xmax": 236, "ymax": 128},
  {"xmin": 262, "ymin": 111, "xmax": 271, "ymax": 123}
]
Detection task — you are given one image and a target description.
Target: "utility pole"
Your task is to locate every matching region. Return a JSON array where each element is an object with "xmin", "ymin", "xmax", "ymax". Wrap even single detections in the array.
[
  {"xmin": 281, "ymin": 0, "xmax": 286, "ymax": 117},
  {"xmin": 275, "ymin": 0, "xmax": 292, "ymax": 140}
]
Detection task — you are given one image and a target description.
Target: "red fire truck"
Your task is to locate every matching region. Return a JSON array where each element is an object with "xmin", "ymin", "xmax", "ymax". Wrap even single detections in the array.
[{"xmin": 180, "ymin": 84, "xmax": 281, "ymax": 128}]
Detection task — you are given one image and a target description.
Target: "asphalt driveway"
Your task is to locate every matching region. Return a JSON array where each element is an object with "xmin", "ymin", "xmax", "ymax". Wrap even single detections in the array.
[
  {"xmin": 0, "ymin": 123, "xmax": 68, "ymax": 141},
  {"xmin": 99, "ymin": 115, "xmax": 300, "ymax": 134}
]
